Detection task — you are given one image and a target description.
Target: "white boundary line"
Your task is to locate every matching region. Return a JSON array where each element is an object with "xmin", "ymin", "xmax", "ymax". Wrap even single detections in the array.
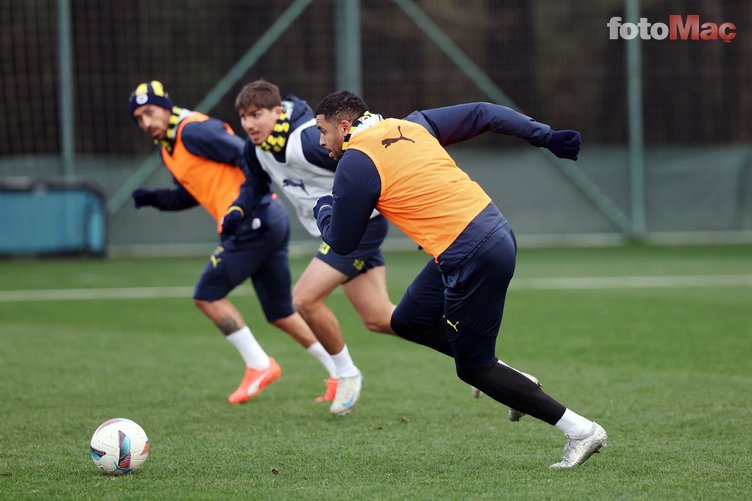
[
  {"xmin": 0, "ymin": 286, "xmax": 201, "ymax": 302},
  {"xmin": 0, "ymin": 274, "xmax": 750, "ymax": 302},
  {"xmin": 512, "ymin": 274, "xmax": 752, "ymax": 290}
]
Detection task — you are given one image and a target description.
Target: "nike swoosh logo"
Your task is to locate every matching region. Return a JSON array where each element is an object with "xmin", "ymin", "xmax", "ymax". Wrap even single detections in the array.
[
  {"xmin": 340, "ymin": 377, "xmax": 362, "ymax": 409},
  {"xmin": 246, "ymin": 365, "xmax": 274, "ymax": 396},
  {"xmin": 341, "ymin": 391, "xmax": 357, "ymax": 409}
]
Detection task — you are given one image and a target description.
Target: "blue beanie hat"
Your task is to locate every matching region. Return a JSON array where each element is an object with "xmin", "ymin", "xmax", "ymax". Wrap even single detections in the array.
[{"xmin": 128, "ymin": 80, "xmax": 174, "ymax": 116}]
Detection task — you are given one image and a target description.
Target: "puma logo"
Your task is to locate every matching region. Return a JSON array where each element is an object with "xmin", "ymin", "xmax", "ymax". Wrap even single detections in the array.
[
  {"xmin": 381, "ymin": 126, "xmax": 415, "ymax": 148},
  {"xmin": 446, "ymin": 318, "xmax": 459, "ymax": 332},
  {"xmin": 283, "ymin": 178, "xmax": 309, "ymax": 194},
  {"xmin": 210, "ymin": 246, "xmax": 224, "ymax": 268}
]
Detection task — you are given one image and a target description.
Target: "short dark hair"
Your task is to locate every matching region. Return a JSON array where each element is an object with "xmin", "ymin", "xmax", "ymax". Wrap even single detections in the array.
[
  {"xmin": 235, "ymin": 80, "xmax": 281, "ymax": 111},
  {"xmin": 315, "ymin": 91, "xmax": 368, "ymax": 123}
]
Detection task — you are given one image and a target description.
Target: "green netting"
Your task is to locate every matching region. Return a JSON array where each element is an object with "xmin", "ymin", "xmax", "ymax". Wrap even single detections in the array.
[{"xmin": 1, "ymin": 0, "xmax": 750, "ymax": 250}]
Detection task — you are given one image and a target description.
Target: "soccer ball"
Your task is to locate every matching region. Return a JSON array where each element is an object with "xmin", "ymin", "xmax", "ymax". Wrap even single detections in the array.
[{"xmin": 89, "ymin": 418, "xmax": 149, "ymax": 475}]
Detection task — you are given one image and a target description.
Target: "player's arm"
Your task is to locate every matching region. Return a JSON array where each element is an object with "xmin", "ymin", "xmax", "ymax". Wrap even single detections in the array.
[
  {"xmin": 132, "ymin": 180, "xmax": 199, "ymax": 211},
  {"xmin": 221, "ymin": 142, "xmax": 275, "ymax": 237},
  {"xmin": 315, "ymin": 149, "xmax": 380, "ymax": 255},
  {"xmin": 181, "ymin": 119, "xmax": 273, "ymax": 232},
  {"xmin": 233, "ymin": 142, "xmax": 273, "ymax": 211},
  {"xmin": 405, "ymin": 103, "xmax": 550, "ymax": 146},
  {"xmin": 181, "ymin": 119, "xmax": 247, "ymax": 167},
  {"xmin": 405, "ymin": 103, "xmax": 581, "ymax": 160}
]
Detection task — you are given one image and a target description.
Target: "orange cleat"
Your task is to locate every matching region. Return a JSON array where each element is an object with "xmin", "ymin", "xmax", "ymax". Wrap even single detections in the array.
[
  {"xmin": 227, "ymin": 357, "xmax": 282, "ymax": 404},
  {"xmin": 313, "ymin": 377, "xmax": 338, "ymax": 403}
]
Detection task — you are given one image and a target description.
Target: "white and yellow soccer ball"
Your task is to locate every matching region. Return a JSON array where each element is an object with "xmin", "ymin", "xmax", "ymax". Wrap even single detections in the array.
[{"xmin": 89, "ymin": 418, "xmax": 149, "ymax": 475}]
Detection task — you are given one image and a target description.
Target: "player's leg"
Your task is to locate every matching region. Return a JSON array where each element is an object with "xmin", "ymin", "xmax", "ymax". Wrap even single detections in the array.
[
  {"xmin": 293, "ymin": 255, "xmax": 362, "ymax": 415},
  {"xmin": 294, "ymin": 216, "xmax": 389, "ymax": 415},
  {"xmin": 446, "ymin": 228, "xmax": 606, "ymax": 467},
  {"xmin": 389, "ymin": 257, "xmax": 516, "ymax": 407},
  {"xmin": 250, "ymin": 231, "xmax": 338, "ymax": 400},
  {"xmin": 293, "ymin": 255, "xmax": 348, "ymax": 356},
  {"xmin": 193, "ymin": 239, "xmax": 279, "ymax": 404},
  {"xmin": 270, "ymin": 313, "xmax": 327, "ymax": 351},
  {"xmin": 270, "ymin": 313, "xmax": 338, "ymax": 402},
  {"xmin": 295, "ymin": 214, "xmax": 388, "ymax": 351},
  {"xmin": 253, "ymin": 214, "xmax": 331, "ymax": 350},
  {"xmin": 339, "ymin": 217, "xmax": 396, "ymax": 334},
  {"xmin": 194, "ymin": 296, "xmax": 247, "ymax": 338},
  {"xmin": 390, "ymin": 258, "xmax": 453, "ymax": 357},
  {"xmin": 341, "ymin": 265, "xmax": 395, "ymax": 334}
]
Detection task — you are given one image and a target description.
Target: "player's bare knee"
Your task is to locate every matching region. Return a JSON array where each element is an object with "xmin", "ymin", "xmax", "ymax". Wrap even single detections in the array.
[
  {"xmin": 194, "ymin": 298, "xmax": 210, "ymax": 313},
  {"xmin": 291, "ymin": 293, "xmax": 306, "ymax": 314},
  {"xmin": 361, "ymin": 318, "xmax": 381, "ymax": 333},
  {"xmin": 270, "ymin": 314, "xmax": 292, "ymax": 329},
  {"xmin": 292, "ymin": 293, "xmax": 318, "ymax": 319},
  {"xmin": 362, "ymin": 315, "xmax": 391, "ymax": 334}
]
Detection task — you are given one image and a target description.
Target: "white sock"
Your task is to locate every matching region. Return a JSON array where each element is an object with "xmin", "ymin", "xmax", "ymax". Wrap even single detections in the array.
[
  {"xmin": 306, "ymin": 341, "xmax": 337, "ymax": 377},
  {"xmin": 226, "ymin": 326, "xmax": 269, "ymax": 370},
  {"xmin": 555, "ymin": 408, "xmax": 594, "ymax": 438},
  {"xmin": 331, "ymin": 345, "xmax": 360, "ymax": 378}
]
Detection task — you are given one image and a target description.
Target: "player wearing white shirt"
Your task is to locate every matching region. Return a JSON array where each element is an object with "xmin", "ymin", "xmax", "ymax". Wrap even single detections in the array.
[{"xmin": 222, "ymin": 80, "xmax": 395, "ymax": 416}]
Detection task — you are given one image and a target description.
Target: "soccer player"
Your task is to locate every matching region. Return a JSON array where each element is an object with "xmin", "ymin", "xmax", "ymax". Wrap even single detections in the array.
[
  {"xmin": 312, "ymin": 91, "xmax": 608, "ymax": 468},
  {"xmin": 223, "ymin": 80, "xmax": 396, "ymax": 416},
  {"xmin": 127, "ymin": 80, "xmax": 337, "ymax": 404}
]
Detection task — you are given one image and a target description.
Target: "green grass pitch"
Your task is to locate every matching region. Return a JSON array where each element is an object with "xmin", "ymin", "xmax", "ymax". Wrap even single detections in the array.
[{"xmin": 1, "ymin": 244, "xmax": 750, "ymax": 499}]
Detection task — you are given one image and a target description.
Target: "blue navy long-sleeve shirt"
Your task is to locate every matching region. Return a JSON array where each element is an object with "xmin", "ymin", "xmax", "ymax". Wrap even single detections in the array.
[{"xmin": 316, "ymin": 103, "xmax": 553, "ymax": 256}]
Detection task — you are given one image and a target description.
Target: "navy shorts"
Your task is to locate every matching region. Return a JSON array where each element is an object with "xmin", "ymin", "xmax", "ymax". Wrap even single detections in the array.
[
  {"xmin": 194, "ymin": 199, "xmax": 295, "ymax": 322},
  {"xmin": 392, "ymin": 223, "xmax": 517, "ymax": 369},
  {"xmin": 315, "ymin": 214, "xmax": 388, "ymax": 281}
]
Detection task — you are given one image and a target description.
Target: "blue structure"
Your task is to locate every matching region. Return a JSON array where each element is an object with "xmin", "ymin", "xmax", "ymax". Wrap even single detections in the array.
[{"xmin": 0, "ymin": 180, "xmax": 107, "ymax": 257}]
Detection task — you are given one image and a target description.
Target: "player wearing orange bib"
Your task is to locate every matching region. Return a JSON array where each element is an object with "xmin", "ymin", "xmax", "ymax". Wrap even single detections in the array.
[
  {"xmin": 128, "ymin": 81, "xmax": 337, "ymax": 404},
  {"xmin": 313, "ymin": 91, "xmax": 607, "ymax": 469}
]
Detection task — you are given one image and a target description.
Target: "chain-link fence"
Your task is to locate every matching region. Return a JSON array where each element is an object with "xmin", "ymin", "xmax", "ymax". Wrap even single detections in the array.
[{"xmin": 2, "ymin": 0, "xmax": 751, "ymax": 253}]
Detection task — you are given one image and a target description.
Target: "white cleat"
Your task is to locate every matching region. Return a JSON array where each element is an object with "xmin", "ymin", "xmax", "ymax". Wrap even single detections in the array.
[
  {"xmin": 470, "ymin": 386, "xmax": 481, "ymax": 398},
  {"xmin": 330, "ymin": 372, "xmax": 363, "ymax": 416},
  {"xmin": 507, "ymin": 371, "xmax": 541, "ymax": 422},
  {"xmin": 550, "ymin": 422, "xmax": 608, "ymax": 469}
]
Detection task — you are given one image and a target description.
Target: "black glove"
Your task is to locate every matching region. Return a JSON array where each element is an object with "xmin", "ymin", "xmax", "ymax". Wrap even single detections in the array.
[
  {"xmin": 132, "ymin": 189, "xmax": 158, "ymax": 209},
  {"xmin": 221, "ymin": 206, "xmax": 244, "ymax": 237},
  {"xmin": 546, "ymin": 130, "xmax": 581, "ymax": 160},
  {"xmin": 313, "ymin": 195, "xmax": 334, "ymax": 219}
]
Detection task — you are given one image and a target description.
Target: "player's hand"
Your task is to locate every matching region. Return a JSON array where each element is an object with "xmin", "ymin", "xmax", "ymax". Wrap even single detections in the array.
[
  {"xmin": 313, "ymin": 195, "xmax": 333, "ymax": 219},
  {"xmin": 132, "ymin": 189, "xmax": 157, "ymax": 209},
  {"xmin": 221, "ymin": 206, "xmax": 244, "ymax": 237},
  {"xmin": 546, "ymin": 130, "xmax": 581, "ymax": 160}
]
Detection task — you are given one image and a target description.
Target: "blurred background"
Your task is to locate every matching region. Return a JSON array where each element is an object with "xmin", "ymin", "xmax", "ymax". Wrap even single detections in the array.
[{"xmin": 1, "ymin": 0, "xmax": 750, "ymax": 257}]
